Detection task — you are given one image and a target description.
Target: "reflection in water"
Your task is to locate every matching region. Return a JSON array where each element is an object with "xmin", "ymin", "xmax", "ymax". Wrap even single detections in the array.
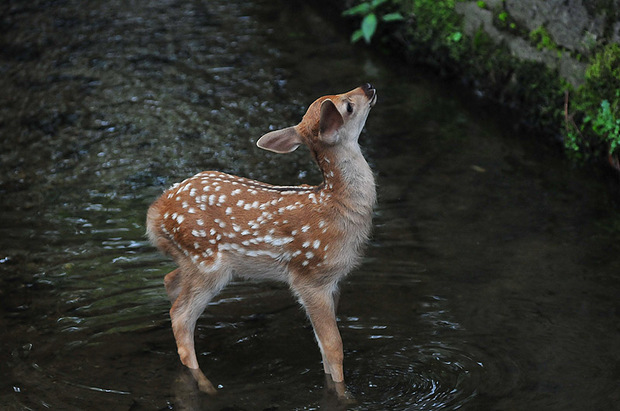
[{"xmin": 2, "ymin": 0, "xmax": 620, "ymax": 409}]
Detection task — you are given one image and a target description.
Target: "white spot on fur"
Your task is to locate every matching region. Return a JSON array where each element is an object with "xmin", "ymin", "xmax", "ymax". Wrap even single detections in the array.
[
  {"xmin": 271, "ymin": 237, "xmax": 294, "ymax": 246},
  {"xmin": 192, "ymin": 229, "xmax": 207, "ymax": 237}
]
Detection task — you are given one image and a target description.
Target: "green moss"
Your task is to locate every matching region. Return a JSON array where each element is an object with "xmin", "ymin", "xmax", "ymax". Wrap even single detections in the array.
[
  {"xmin": 586, "ymin": 43, "xmax": 620, "ymax": 102},
  {"xmin": 529, "ymin": 26, "xmax": 557, "ymax": 51},
  {"xmin": 494, "ymin": 9, "xmax": 520, "ymax": 34}
]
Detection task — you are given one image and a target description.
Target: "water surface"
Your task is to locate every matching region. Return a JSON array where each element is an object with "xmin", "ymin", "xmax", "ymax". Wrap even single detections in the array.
[{"xmin": 1, "ymin": 0, "xmax": 620, "ymax": 409}]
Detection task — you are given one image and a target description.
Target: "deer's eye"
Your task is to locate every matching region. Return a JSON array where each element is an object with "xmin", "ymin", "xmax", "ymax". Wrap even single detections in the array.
[{"xmin": 346, "ymin": 102, "xmax": 353, "ymax": 113}]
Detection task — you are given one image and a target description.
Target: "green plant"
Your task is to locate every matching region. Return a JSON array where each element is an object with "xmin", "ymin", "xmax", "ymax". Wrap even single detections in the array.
[
  {"xmin": 592, "ymin": 99, "xmax": 620, "ymax": 154},
  {"xmin": 403, "ymin": 0, "xmax": 468, "ymax": 61},
  {"xmin": 565, "ymin": 44, "xmax": 620, "ymax": 164},
  {"xmin": 566, "ymin": 98, "xmax": 620, "ymax": 163},
  {"xmin": 343, "ymin": 0, "xmax": 404, "ymax": 44}
]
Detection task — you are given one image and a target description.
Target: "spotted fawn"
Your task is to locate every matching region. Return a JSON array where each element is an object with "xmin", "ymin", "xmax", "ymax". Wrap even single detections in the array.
[{"xmin": 146, "ymin": 84, "xmax": 377, "ymax": 396}]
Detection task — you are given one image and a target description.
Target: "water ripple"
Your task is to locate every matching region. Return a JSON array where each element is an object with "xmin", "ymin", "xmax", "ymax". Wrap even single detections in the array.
[{"xmin": 350, "ymin": 342, "xmax": 484, "ymax": 410}]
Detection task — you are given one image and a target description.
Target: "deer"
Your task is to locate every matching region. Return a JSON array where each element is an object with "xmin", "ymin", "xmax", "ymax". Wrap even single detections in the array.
[{"xmin": 146, "ymin": 84, "xmax": 377, "ymax": 398}]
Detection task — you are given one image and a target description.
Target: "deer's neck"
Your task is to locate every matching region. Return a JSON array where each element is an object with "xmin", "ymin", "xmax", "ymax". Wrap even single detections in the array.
[{"xmin": 316, "ymin": 142, "xmax": 376, "ymax": 219}]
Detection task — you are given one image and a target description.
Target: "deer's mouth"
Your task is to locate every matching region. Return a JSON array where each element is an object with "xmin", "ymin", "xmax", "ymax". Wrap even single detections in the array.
[{"xmin": 369, "ymin": 89, "xmax": 377, "ymax": 107}]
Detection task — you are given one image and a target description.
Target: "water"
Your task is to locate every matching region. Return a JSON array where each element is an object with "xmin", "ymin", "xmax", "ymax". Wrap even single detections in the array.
[{"xmin": 2, "ymin": 0, "xmax": 620, "ymax": 409}]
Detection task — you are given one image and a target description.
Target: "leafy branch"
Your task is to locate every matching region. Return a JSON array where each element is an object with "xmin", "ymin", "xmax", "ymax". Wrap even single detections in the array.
[{"xmin": 343, "ymin": 0, "xmax": 404, "ymax": 44}]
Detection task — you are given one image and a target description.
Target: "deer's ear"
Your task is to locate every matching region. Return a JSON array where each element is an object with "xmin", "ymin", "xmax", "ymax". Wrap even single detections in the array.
[
  {"xmin": 319, "ymin": 99, "xmax": 344, "ymax": 145},
  {"xmin": 257, "ymin": 127, "xmax": 303, "ymax": 153}
]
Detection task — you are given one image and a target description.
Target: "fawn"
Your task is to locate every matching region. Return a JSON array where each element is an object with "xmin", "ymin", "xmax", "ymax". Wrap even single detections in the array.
[{"xmin": 146, "ymin": 84, "xmax": 377, "ymax": 396}]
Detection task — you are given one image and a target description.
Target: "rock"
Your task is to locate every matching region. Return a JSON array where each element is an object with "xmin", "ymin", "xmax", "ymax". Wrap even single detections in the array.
[
  {"xmin": 613, "ymin": 21, "xmax": 620, "ymax": 44},
  {"xmin": 455, "ymin": 1, "xmax": 589, "ymax": 87},
  {"xmin": 505, "ymin": 0, "xmax": 605, "ymax": 54}
]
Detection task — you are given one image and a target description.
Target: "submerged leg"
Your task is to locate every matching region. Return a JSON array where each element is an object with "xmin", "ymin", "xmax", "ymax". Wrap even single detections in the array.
[
  {"xmin": 292, "ymin": 279, "xmax": 354, "ymax": 400},
  {"xmin": 293, "ymin": 280, "xmax": 345, "ymax": 382},
  {"xmin": 319, "ymin": 286, "xmax": 341, "ymax": 375}
]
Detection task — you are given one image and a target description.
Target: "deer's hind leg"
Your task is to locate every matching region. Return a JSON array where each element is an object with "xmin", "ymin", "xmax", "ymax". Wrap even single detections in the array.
[
  {"xmin": 169, "ymin": 260, "xmax": 231, "ymax": 394},
  {"xmin": 164, "ymin": 268, "xmax": 182, "ymax": 303}
]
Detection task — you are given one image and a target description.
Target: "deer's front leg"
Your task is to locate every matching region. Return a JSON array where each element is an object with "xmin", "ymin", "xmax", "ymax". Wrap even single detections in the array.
[
  {"xmin": 320, "ymin": 287, "xmax": 341, "ymax": 375},
  {"xmin": 294, "ymin": 281, "xmax": 344, "ymax": 382}
]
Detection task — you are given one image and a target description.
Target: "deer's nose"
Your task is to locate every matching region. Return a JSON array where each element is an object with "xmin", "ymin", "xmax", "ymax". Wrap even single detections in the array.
[
  {"xmin": 362, "ymin": 83, "xmax": 374, "ymax": 96},
  {"xmin": 361, "ymin": 83, "xmax": 377, "ymax": 106}
]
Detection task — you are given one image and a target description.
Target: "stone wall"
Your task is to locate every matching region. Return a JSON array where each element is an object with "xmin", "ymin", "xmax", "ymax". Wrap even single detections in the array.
[{"xmin": 456, "ymin": 0, "xmax": 620, "ymax": 87}]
